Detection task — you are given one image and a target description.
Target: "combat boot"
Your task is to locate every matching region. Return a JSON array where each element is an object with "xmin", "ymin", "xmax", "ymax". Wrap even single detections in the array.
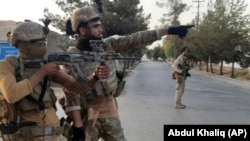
[
  {"xmin": 180, "ymin": 103, "xmax": 186, "ymax": 107},
  {"xmin": 175, "ymin": 103, "xmax": 185, "ymax": 109}
]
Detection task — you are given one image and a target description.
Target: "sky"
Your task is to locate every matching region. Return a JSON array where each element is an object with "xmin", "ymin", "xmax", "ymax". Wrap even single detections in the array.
[
  {"xmin": 1, "ymin": 0, "xmax": 250, "ymax": 30},
  {"xmin": 1, "ymin": 0, "xmax": 250, "ymax": 47}
]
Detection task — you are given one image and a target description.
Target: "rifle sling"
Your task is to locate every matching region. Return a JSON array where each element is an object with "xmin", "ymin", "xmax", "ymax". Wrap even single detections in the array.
[{"xmin": 25, "ymin": 76, "xmax": 48, "ymax": 111}]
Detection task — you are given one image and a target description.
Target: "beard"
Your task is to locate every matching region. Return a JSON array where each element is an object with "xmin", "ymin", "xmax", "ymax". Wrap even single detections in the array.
[{"xmin": 76, "ymin": 34, "xmax": 103, "ymax": 51}]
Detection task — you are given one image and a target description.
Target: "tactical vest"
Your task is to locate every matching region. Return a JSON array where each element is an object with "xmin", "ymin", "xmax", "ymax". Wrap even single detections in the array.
[
  {"xmin": 16, "ymin": 68, "xmax": 56, "ymax": 111},
  {"xmin": 0, "ymin": 56, "xmax": 56, "ymax": 125},
  {"xmin": 67, "ymin": 46, "xmax": 125, "ymax": 100},
  {"xmin": 0, "ymin": 95, "xmax": 16, "ymax": 125}
]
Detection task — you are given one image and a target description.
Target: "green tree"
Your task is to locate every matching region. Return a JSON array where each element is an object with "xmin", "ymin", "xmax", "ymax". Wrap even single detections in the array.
[
  {"xmin": 156, "ymin": 0, "xmax": 190, "ymax": 61},
  {"xmin": 146, "ymin": 49, "xmax": 153, "ymax": 59},
  {"xmin": 185, "ymin": 0, "xmax": 250, "ymax": 77},
  {"xmin": 44, "ymin": 0, "xmax": 150, "ymax": 57},
  {"xmin": 225, "ymin": 0, "xmax": 250, "ymax": 77},
  {"xmin": 101, "ymin": 0, "xmax": 150, "ymax": 36},
  {"xmin": 203, "ymin": 0, "xmax": 229, "ymax": 73},
  {"xmin": 43, "ymin": 0, "xmax": 89, "ymax": 32},
  {"xmin": 162, "ymin": 37, "xmax": 174, "ymax": 58},
  {"xmin": 44, "ymin": 0, "xmax": 150, "ymax": 36},
  {"xmin": 154, "ymin": 46, "xmax": 166, "ymax": 61},
  {"xmin": 101, "ymin": 0, "xmax": 151, "ymax": 57},
  {"xmin": 156, "ymin": 0, "xmax": 188, "ymax": 26}
]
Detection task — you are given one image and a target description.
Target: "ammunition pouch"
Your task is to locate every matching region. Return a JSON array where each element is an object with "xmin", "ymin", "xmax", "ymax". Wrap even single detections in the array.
[
  {"xmin": 175, "ymin": 71, "xmax": 183, "ymax": 76},
  {"xmin": 0, "ymin": 95, "xmax": 17, "ymax": 125},
  {"xmin": 85, "ymin": 88, "xmax": 118, "ymax": 101},
  {"xmin": 85, "ymin": 70, "xmax": 125, "ymax": 100},
  {"xmin": 0, "ymin": 121, "xmax": 37, "ymax": 140},
  {"xmin": 60, "ymin": 117, "xmax": 72, "ymax": 141},
  {"xmin": 85, "ymin": 81, "xmax": 111, "ymax": 101},
  {"xmin": 60, "ymin": 117, "xmax": 73, "ymax": 141},
  {"xmin": 0, "ymin": 123, "xmax": 18, "ymax": 135},
  {"xmin": 1, "ymin": 131, "xmax": 16, "ymax": 141},
  {"xmin": 0, "ymin": 121, "xmax": 64, "ymax": 140},
  {"xmin": 85, "ymin": 89, "xmax": 103, "ymax": 101},
  {"xmin": 175, "ymin": 73, "xmax": 184, "ymax": 84},
  {"xmin": 18, "ymin": 126, "xmax": 64, "ymax": 138}
]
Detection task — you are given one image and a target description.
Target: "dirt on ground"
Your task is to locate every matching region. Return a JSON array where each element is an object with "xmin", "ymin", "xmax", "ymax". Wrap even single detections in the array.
[{"xmin": 193, "ymin": 65, "xmax": 250, "ymax": 82}]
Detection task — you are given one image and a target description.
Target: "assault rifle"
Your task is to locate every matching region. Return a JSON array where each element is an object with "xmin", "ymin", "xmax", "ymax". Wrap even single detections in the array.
[
  {"xmin": 178, "ymin": 64, "xmax": 191, "ymax": 78},
  {"xmin": 19, "ymin": 51, "xmax": 139, "ymax": 82}
]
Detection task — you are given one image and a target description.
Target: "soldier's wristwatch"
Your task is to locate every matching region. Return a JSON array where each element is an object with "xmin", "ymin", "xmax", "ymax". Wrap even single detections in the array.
[{"xmin": 93, "ymin": 72, "xmax": 99, "ymax": 80}]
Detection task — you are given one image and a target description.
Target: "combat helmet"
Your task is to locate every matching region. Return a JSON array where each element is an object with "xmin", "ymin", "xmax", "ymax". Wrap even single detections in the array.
[
  {"xmin": 10, "ymin": 21, "xmax": 46, "ymax": 46},
  {"xmin": 71, "ymin": 6, "xmax": 101, "ymax": 32}
]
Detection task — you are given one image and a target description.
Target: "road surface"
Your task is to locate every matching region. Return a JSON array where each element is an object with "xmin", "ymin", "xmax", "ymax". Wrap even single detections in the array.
[{"xmin": 54, "ymin": 57, "xmax": 250, "ymax": 141}]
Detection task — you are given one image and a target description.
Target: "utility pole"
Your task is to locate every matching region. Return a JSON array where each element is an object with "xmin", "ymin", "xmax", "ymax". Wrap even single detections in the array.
[{"xmin": 192, "ymin": 0, "xmax": 205, "ymax": 26}]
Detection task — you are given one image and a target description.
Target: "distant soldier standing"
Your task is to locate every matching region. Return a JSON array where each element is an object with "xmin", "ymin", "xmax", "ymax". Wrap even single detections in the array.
[{"xmin": 172, "ymin": 47, "xmax": 191, "ymax": 109}]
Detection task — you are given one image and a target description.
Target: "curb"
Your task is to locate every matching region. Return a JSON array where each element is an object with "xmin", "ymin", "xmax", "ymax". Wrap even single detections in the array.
[{"xmin": 191, "ymin": 69, "xmax": 250, "ymax": 85}]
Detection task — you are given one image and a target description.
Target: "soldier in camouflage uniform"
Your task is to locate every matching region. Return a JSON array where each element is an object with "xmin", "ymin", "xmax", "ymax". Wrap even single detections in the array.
[
  {"xmin": 0, "ymin": 21, "xmax": 108, "ymax": 141},
  {"xmin": 63, "ymin": 6, "xmax": 193, "ymax": 141},
  {"xmin": 172, "ymin": 47, "xmax": 191, "ymax": 109}
]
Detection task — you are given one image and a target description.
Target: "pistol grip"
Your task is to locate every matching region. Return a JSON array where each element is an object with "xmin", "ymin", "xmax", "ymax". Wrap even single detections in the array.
[{"xmin": 100, "ymin": 61, "xmax": 106, "ymax": 66}]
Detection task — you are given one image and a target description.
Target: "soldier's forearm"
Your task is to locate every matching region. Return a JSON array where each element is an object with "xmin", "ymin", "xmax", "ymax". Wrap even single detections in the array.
[{"xmin": 28, "ymin": 68, "xmax": 47, "ymax": 88}]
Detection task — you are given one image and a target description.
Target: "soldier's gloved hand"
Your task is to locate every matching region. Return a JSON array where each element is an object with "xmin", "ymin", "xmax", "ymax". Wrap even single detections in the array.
[
  {"xmin": 168, "ymin": 25, "xmax": 194, "ymax": 38},
  {"xmin": 72, "ymin": 136, "xmax": 85, "ymax": 141},
  {"xmin": 186, "ymin": 72, "xmax": 191, "ymax": 77},
  {"xmin": 116, "ymin": 70, "xmax": 124, "ymax": 81},
  {"xmin": 71, "ymin": 126, "xmax": 85, "ymax": 141}
]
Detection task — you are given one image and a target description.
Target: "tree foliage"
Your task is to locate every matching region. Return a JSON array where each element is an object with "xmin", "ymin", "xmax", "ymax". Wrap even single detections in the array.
[
  {"xmin": 156, "ymin": 0, "xmax": 188, "ymax": 26},
  {"xmin": 43, "ymin": 0, "xmax": 150, "ymax": 37},
  {"xmin": 156, "ymin": 0, "xmax": 190, "ymax": 61},
  {"xmin": 43, "ymin": 0, "xmax": 89, "ymax": 32},
  {"xmin": 101, "ymin": 0, "xmax": 150, "ymax": 37},
  {"xmin": 157, "ymin": 0, "xmax": 250, "ymax": 77},
  {"xmin": 43, "ymin": 0, "xmax": 151, "ymax": 57},
  {"xmin": 184, "ymin": 0, "xmax": 250, "ymax": 77}
]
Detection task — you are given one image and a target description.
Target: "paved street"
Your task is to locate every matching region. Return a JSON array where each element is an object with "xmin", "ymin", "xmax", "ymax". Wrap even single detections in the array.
[
  {"xmin": 116, "ymin": 57, "xmax": 250, "ymax": 141},
  {"xmin": 54, "ymin": 57, "xmax": 250, "ymax": 141}
]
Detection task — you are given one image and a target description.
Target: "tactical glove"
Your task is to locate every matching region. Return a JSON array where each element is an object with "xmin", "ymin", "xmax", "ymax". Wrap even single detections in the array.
[
  {"xmin": 72, "ymin": 126, "xmax": 85, "ymax": 141},
  {"xmin": 116, "ymin": 70, "xmax": 124, "ymax": 81},
  {"xmin": 168, "ymin": 25, "xmax": 194, "ymax": 38}
]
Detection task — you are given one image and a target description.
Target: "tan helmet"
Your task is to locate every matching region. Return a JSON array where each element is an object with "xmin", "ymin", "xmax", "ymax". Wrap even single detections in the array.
[
  {"xmin": 10, "ymin": 21, "xmax": 46, "ymax": 46},
  {"xmin": 71, "ymin": 6, "xmax": 100, "ymax": 32}
]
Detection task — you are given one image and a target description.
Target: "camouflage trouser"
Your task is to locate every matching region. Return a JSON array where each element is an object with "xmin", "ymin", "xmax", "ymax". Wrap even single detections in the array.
[
  {"xmin": 175, "ymin": 74, "xmax": 186, "ymax": 105},
  {"xmin": 85, "ymin": 117, "xmax": 127, "ymax": 141}
]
